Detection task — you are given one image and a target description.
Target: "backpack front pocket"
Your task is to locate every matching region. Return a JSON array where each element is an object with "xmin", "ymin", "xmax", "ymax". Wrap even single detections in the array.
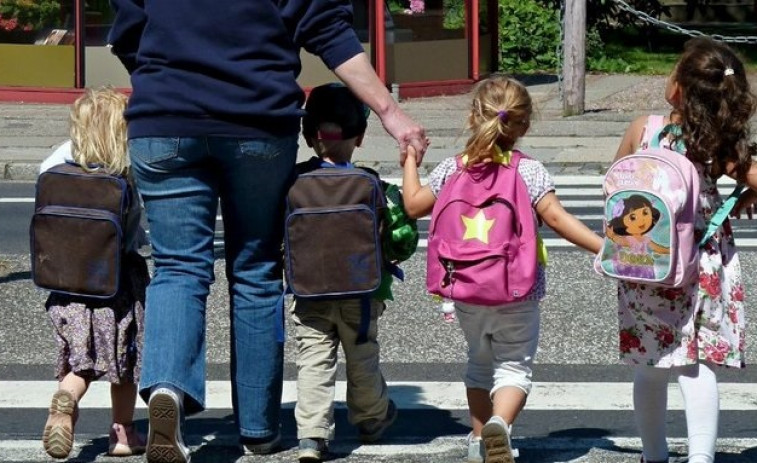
[
  {"xmin": 434, "ymin": 239, "xmax": 530, "ymax": 305},
  {"xmin": 31, "ymin": 206, "xmax": 123, "ymax": 298},
  {"xmin": 285, "ymin": 205, "xmax": 382, "ymax": 298},
  {"xmin": 598, "ymin": 190, "xmax": 674, "ymax": 284}
]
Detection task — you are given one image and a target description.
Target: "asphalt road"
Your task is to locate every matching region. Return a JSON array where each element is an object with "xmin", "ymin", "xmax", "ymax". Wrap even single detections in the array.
[{"xmin": 2, "ymin": 177, "xmax": 757, "ymax": 462}]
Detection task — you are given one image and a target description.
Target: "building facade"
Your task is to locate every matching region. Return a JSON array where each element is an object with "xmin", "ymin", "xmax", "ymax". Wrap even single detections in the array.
[{"xmin": 0, "ymin": 0, "xmax": 497, "ymax": 102}]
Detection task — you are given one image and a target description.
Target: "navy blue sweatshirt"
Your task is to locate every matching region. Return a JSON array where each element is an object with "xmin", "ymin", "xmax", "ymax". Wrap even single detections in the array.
[{"xmin": 108, "ymin": 0, "xmax": 365, "ymax": 139}]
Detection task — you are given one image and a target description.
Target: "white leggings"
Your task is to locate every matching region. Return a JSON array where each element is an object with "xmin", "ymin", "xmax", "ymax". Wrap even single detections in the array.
[{"xmin": 633, "ymin": 362, "xmax": 719, "ymax": 463}]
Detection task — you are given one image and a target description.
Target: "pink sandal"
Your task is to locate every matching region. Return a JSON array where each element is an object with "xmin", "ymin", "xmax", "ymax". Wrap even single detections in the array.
[{"xmin": 108, "ymin": 423, "xmax": 146, "ymax": 456}]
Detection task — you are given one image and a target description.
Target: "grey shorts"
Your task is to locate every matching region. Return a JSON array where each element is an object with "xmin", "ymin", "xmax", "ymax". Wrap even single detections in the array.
[{"xmin": 455, "ymin": 300, "xmax": 540, "ymax": 395}]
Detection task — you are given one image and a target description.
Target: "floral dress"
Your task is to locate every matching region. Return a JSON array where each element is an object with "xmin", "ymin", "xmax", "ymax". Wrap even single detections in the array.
[
  {"xmin": 617, "ymin": 118, "xmax": 746, "ymax": 369},
  {"xmin": 47, "ymin": 253, "xmax": 149, "ymax": 384}
]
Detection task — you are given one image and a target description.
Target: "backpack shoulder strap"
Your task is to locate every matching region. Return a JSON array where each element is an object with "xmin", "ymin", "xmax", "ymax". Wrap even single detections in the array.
[
  {"xmin": 699, "ymin": 184, "xmax": 745, "ymax": 247},
  {"xmin": 640, "ymin": 115, "xmax": 666, "ymax": 148}
]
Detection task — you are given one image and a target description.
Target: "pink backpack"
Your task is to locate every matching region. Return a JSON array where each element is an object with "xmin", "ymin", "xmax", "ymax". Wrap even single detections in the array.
[
  {"xmin": 426, "ymin": 150, "xmax": 538, "ymax": 306},
  {"xmin": 594, "ymin": 115, "xmax": 701, "ymax": 287}
]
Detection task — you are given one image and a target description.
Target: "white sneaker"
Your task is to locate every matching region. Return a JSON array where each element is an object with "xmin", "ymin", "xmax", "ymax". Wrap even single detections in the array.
[
  {"xmin": 466, "ymin": 432, "xmax": 484, "ymax": 463},
  {"xmin": 481, "ymin": 416, "xmax": 516, "ymax": 463},
  {"xmin": 147, "ymin": 386, "xmax": 190, "ymax": 463}
]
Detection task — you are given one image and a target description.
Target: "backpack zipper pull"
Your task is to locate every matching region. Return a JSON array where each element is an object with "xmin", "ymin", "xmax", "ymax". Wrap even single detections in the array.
[{"xmin": 441, "ymin": 260, "xmax": 455, "ymax": 288}]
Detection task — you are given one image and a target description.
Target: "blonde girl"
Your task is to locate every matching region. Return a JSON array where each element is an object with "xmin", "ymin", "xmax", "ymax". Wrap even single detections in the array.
[
  {"xmin": 41, "ymin": 87, "xmax": 148, "ymax": 459},
  {"xmin": 613, "ymin": 38, "xmax": 756, "ymax": 463},
  {"xmin": 402, "ymin": 75, "xmax": 602, "ymax": 463}
]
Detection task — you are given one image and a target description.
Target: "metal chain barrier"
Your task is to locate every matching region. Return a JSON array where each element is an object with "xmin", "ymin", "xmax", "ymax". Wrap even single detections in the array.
[
  {"xmin": 611, "ymin": 0, "xmax": 757, "ymax": 44},
  {"xmin": 557, "ymin": 0, "xmax": 757, "ymax": 103}
]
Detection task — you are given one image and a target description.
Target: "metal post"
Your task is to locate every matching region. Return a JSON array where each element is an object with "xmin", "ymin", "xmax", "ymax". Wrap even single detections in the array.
[
  {"xmin": 74, "ymin": 0, "xmax": 85, "ymax": 88},
  {"xmin": 562, "ymin": 0, "xmax": 586, "ymax": 116}
]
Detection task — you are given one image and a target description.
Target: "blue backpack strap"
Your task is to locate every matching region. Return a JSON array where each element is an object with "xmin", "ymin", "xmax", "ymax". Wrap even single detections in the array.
[
  {"xmin": 699, "ymin": 185, "xmax": 745, "ymax": 247},
  {"xmin": 275, "ymin": 286, "xmax": 292, "ymax": 343},
  {"xmin": 386, "ymin": 262, "xmax": 404, "ymax": 281},
  {"xmin": 355, "ymin": 297, "xmax": 372, "ymax": 344},
  {"xmin": 320, "ymin": 160, "xmax": 353, "ymax": 169}
]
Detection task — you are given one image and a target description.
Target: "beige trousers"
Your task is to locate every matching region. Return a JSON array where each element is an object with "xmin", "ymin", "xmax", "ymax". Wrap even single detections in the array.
[{"xmin": 291, "ymin": 298, "xmax": 389, "ymax": 440}]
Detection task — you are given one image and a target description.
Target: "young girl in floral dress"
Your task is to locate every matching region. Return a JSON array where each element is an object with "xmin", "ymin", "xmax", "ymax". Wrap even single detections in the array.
[{"xmin": 612, "ymin": 38, "xmax": 756, "ymax": 463}]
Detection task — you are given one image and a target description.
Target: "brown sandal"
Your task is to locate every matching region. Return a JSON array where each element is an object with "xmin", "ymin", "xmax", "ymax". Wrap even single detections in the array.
[{"xmin": 42, "ymin": 390, "xmax": 77, "ymax": 459}]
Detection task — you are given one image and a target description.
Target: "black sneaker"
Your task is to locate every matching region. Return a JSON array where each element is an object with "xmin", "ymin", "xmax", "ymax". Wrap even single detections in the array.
[
  {"xmin": 240, "ymin": 433, "xmax": 281, "ymax": 455},
  {"xmin": 358, "ymin": 400, "xmax": 398, "ymax": 443},
  {"xmin": 298, "ymin": 438, "xmax": 328, "ymax": 462}
]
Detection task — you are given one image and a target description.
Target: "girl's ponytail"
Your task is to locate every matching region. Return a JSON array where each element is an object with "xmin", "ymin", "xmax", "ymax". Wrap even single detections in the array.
[{"xmin": 463, "ymin": 76, "xmax": 532, "ymax": 165}]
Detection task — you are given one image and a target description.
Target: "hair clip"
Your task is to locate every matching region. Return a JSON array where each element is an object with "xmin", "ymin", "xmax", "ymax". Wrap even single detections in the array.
[
  {"xmin": 497, "ymin": 110, "xmax": 508, "ymax": 122},
  {"xmin": 724, "ymin": 68, "xmax": 735, "ymax": 77}
]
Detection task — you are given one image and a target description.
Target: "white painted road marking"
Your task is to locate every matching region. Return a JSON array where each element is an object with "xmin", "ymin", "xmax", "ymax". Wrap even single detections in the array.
[{"xmin": 3, "ymin": 380, "xmax": 757, "ymax": 411}]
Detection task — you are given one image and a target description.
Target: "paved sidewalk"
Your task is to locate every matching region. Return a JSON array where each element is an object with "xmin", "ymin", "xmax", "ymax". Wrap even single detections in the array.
[{"xmin": 0, "ymin": 74, "xmax": 673, "ymax": 181}]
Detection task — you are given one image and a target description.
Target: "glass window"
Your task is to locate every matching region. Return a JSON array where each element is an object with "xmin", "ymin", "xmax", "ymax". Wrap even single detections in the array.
[
  {"xmin": 384, "ymin": 0, "xmax": 469, "ymax": 83},
  {"xmin": 0, "ymin": 0, "xmax": 75, "ymax": 87}
]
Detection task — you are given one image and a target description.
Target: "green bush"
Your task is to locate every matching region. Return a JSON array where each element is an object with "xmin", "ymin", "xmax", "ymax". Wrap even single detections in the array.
[
  {"xmin": 442, "ymin": 0, "xmax": 465, "ymax": 29},
  {"xmin": 0, "ymin": 0, "xmax": 60, "ymax": 31},
  {"xmin": 498, "ymin": 0, "xmax": 561, "ymax": 72},
  {"xmin": 496, "ymin": 0, "xmax": 642, "ymax": 74}
]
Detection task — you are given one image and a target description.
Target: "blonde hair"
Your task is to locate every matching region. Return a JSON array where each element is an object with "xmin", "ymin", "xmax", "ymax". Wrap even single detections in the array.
[
  {"xmin": 463, "ymin": 75, "xmax": 532, "ymax": 165},
  {"xmin": 69, "ymin": 87, "xmax": 129, "ymax": 175}
]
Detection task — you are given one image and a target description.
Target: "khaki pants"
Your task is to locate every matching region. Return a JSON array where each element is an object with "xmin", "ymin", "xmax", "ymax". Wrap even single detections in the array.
[{"xmin": 291, "ymin": 298, "xmax": 389, "ymax": 440}]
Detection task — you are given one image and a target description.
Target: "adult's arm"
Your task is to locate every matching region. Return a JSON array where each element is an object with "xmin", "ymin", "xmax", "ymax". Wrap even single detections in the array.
[
  {"xmin": 281, "ymin": 0, "xmax": 427, "ymax": 164},
  {"xmin": 107, "ymin": 0, "xmax": 146, "ymax": 73},
  {"xmin": 334, "ymin": 53, "xmax": 427, "ymax": 165}
]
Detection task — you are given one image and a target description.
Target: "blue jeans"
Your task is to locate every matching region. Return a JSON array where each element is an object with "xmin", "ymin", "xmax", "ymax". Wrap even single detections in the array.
[{"xmin": 128, "ymin": 136, "xmax": 297, "ymax": 439}]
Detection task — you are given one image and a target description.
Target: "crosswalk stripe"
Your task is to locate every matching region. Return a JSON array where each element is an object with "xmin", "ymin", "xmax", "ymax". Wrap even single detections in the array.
[
  {"xmin": 3, "ymin": 381, "xmax": 757, "ymax": 411},
  {"xmin": 3, "ymin": 436, "xmax": 756, "ymax": 458}
]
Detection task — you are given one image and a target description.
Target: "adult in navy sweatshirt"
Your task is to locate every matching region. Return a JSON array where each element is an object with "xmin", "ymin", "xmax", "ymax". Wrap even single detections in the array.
[{"xmin": 108, "ymin": 0, "xmax": 428, "ymax": 461}]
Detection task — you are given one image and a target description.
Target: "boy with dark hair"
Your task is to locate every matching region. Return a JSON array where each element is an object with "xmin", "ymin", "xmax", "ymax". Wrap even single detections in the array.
[{"xmin": 289, "ymin": 83, "xmax": 417, "ymax": 462}]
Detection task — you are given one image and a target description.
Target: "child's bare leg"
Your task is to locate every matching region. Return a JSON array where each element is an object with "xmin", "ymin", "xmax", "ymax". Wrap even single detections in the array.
[
  {"xmin": 108, "ymin": 382, "xmax": 145, "ymax": 456},
  {"xmin": 43, "ymin": 373, "xmax": 90, "ymax": 458},
  {"xmin": 491, "ymin": 386, "xmax": 527, "ymax": 426},
  {"xmin": 59, "ymin": 371, "xmax": 90, "ymax": 401},
  {"xmin": 111, "ymin": 382, "xmax": 138, "ymax": 425},
  {"xmin": 466, "ymin": 387, "xmax": 492, "ymax": 436}
]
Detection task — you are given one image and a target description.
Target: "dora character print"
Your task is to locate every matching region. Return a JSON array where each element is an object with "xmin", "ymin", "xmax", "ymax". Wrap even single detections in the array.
[
  {"xmin": 604, "ymin": 194, "xmax": 669, "ymax": 280},
  {"xmin": 595, "ymin": 143, "xmax": 701, "ymax": 288}
]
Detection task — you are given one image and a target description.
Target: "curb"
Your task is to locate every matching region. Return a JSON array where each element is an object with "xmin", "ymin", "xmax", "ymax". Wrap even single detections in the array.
[{"xmin": 2, "ymin": 162, "xmax": 40, "ymax": 182}]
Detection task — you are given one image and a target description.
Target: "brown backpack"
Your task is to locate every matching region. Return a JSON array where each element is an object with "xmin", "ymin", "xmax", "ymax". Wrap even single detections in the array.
[
  {"xmin": 30, "ymin": 162, "xmax": 132, "ymax": 299},
  {"xmin": 284, "ymin": 164, "xmax": 386, "ymax": 299}
]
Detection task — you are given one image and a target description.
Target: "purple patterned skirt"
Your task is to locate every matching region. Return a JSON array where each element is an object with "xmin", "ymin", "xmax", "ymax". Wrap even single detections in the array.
[{"xmin": 46, "ymin": 253, "xmax": 149, "ymax": 384}]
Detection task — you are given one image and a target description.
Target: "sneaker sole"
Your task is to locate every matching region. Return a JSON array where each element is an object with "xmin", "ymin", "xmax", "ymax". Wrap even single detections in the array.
[
  {"xmin": 42, "ymin": 390, "xmax": 76, "ymax": 459},
  {"xmin": 147, "ymin": 393, "xmax": 189, "ymax": 463},
  {"xmin": 242, "ymin": 433, "xmax": 281, "ymax": 455},
  {"xmin": 298, "ymin": 448, "xmax": 323, "ymax": 462},
  {"xmin": 481, "ymin": 421, "xmax": 515, "ymax": 463}
]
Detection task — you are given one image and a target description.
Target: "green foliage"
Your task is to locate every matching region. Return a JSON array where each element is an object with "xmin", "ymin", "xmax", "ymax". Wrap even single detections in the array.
[
  {"xmin": 497, "ymin": 0, "xmax": 561, "ymax": 72},
  {"xmin": 387, "ymin": 0, "xmax": 406, "ymax": 14},
  {"xmin": 0, "ymin": 0, "xmax": 61, "ymax": 31},
  {"xmin": 494, "ymin": 0, "xmax": 670, "ymax": 74},
  {"xmin": 442, "ymin": 0, "xmax": 465, "ymax": 29}
]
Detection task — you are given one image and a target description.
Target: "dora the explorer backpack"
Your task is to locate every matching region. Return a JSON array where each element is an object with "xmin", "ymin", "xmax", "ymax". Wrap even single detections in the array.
[
  {"xmin": 30, "ymin": 161, "xmax": 132, "ymax": 298},
  {"xmin": 594, "ymin": 115, "xmax": 741, "ymax": 288},
  {"xmin": 284, "ymin": 162, "xmax": 386, "ymax": 299},
  {"xmin": 426, "ymin": 150, "xmax": 538, "ymax": 306}
]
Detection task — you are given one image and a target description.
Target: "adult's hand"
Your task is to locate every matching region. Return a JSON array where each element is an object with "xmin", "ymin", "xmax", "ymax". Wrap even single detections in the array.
[
  {"xmin": 333, "ymin": 53, "xmax": 429, "ymax": 166},
  {"xmin": 378, "ymin": 104, "xmax": 428, "ymax": 166}
]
